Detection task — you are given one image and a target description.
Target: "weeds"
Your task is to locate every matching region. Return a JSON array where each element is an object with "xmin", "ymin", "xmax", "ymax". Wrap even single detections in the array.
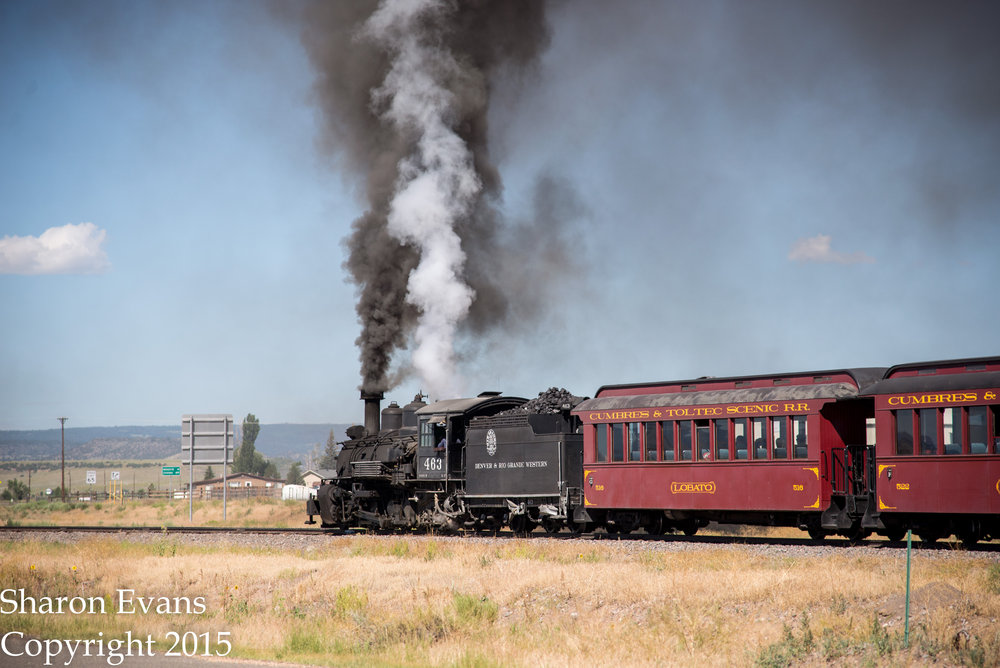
[
  {"xmin": 152, "ymin": 540, "xmax": 177, "ymax": 557},
  {"xmin": 452, "ymin": 592, "xmax": 498, "ymax": 624},
  {"xmin": 279, "ymin": 626, "xmax": 325, "ymax": 656},
  {"xmin": 756, "ymin": 614, "xmax": 815, "ymax": 667},
  {"xmin": 223, "ymin": 589, "xmax": 250, "ymax": 624},
  {"xmin": 986, "ymin": 563, "xmax": 1000, "ymax": 595},
  {"xmin": 334, "ymin": 585, "xmax": 368, "ymax": 619}
]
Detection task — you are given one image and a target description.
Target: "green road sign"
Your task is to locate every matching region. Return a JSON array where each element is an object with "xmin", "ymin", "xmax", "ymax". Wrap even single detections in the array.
[{"xmin": 162, "ymin": 466, "xmax": 181, "ymax": 476}]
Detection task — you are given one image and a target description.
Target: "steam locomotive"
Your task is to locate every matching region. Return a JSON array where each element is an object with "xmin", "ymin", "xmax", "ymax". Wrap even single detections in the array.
[
  {"xmin": 307, "ymin": 357, "xmax": 1000, "ymax": 544},
  {"xmin": 306, "ymin": 388, "xmax": 586, "ymax": 533}
]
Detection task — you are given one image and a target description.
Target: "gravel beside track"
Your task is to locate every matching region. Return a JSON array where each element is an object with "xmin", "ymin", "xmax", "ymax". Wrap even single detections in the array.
[{"xmin": 2, "ymin": 527, "xmax": 997, "ymax": 561}]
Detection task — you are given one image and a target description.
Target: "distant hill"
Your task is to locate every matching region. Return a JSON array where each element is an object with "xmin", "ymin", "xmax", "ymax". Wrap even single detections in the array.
[
  {"xmin": 253, "ymin": 423, "xmax": 351, "ymax": 459},
  {"xmin": 0, "ymin": 423, "xmax": 351, "ymax": 462}
]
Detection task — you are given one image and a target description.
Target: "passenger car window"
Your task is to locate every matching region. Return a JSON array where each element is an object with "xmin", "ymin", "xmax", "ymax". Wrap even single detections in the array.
[
  {"xmin": 611, "ymin": 423, "xmax": 624, "ymax": 462},
  {"xmin": 751, "ymin": 418, "xmax": 767, "ymax": 459},
  {"xmin": 645, "ymin": 422, "xmax": 658, "ymax": 461},
  {"xmin": 696, "ymin": 421, "xmax": 711, "ymax": 460},
  {"xmin": 792, "ymin": 415, "xmax": 808, "ymax": 458},
  {"xmin": 678, "ymin": 421, "xmax": 692, "ymax": 461},
  {"xmin": 714, "ymin": 419, "xmax": 729, "ymax": 460},
  {"xmin": 919, "ymin": 408, "xmax": 938, "ymax": 455},
  {"xmin": 771, "ymin": 417, "xmax": 787, "ymax": 459},
  {"xmin": 895, "ymin": 410, "xmax": 914, "ymax": 455},
  {"xmin": 943, "ymin": 407, "xmax": 962, "ymax": 455},
  {"xmin": 969, "ymin": 406, "xmax": 987, "ymax": 454},
  {"xmin": 733, "ymin": 419, "xmax": 748, "ymax": 460},
  {"xmin": 595, "ymin": 424, "xmax": 607, "ymax": 462},
  {"xmin": 628, "ymin": 422, "xmax": 642, "ymax": 462},
  {"xmin": 661, "ymin": 421, "xmax": 675, "ymax": 461}
]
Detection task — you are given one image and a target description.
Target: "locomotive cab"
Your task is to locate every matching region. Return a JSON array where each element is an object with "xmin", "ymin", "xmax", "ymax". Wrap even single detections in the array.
[
  {"xmin": 309, "ymin": 391, "xmax": 526, "ymax": 530},
  {"xmin": 417, "ymin": 417, "xmax": 449, "ymax": 480}
]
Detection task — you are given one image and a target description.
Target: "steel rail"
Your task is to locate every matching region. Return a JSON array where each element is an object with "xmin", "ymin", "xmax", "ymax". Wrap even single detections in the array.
[
  {"xmin": 0, "ymin": 525, "xmax": 332, "ymax": 535},
  {"xmin": 0, "ymin": 524, "xmax": 996, "ymax": 551}
]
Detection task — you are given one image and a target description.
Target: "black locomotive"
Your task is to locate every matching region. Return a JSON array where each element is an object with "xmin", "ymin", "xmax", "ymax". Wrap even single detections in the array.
[{"xmin": 306, "ymin": 389, "xmax": 587, "ymax": 532}]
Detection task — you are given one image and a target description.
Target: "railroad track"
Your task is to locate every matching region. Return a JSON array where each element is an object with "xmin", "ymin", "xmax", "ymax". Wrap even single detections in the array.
[
  {"xmin": 1, "ymin": 524, "xmax": 997, "ymax": 552},
  {"xmin": 0, "ymin": 525, "xmax": 330, "ymax": 535}
]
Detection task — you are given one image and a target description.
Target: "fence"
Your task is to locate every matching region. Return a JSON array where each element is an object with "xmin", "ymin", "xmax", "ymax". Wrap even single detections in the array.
[{"xmin": 3, "ymin": 485, "xmax": 287, "ymax": 504}]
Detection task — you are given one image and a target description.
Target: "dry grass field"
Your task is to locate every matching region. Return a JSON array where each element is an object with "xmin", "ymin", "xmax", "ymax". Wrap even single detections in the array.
[
  {"xmin": 1, "ymin": 527, "xmax": 998, "ymax": 667},
  {"xmin": 0, "ymin": 497, "xmax": 305, "ymax": 528},
  {"xmin": 1, "ymin": 462, "xmax": 188, "ymax": 497}
]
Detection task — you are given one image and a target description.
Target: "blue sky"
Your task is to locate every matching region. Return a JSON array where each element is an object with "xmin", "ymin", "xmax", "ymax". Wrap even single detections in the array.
[{"xmin": 2, "ymin": 1, "xmax": 998, "ymax": 430}]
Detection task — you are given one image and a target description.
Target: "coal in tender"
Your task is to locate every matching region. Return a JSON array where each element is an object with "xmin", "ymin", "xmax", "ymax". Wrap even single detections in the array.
[{"xmin": 500, "ymin": 387, "xmax": 586, "ymax": 415}]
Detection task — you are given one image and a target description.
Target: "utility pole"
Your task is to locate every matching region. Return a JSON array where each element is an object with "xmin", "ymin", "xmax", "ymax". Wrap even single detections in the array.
[{"xmin": 58, "ymin": 417, "xmax": 68, "ymax": 502}]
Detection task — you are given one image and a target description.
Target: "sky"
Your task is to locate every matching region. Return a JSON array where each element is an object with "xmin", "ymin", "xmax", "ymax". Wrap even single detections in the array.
[{"xmin": 1, "ymin": 0, "xmax": 998, "ymax": 430}]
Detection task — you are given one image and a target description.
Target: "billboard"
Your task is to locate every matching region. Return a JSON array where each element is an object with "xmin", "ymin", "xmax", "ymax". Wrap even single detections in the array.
[{"xmin": 181, "ymin": 414, "xmax": 234, "ymax": 465}]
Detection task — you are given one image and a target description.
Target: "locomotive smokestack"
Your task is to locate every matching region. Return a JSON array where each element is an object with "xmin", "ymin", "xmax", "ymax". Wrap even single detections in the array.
[{"xmin": 361, "ymin": 390, "xmax": 384, "ymax": 435}]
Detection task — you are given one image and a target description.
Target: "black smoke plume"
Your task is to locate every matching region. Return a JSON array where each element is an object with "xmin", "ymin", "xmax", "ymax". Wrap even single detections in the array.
[{"xmin": 298, "ymin": 0, "xmax": 553, "ymax": 396}]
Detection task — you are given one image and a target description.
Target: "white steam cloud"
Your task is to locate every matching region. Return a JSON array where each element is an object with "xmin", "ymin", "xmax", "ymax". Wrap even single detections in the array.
[
  {"xmin": 364, "ymin": 0, "xmax": 479, "ymax": 398},
  {"xmin": 788, "ymin": 234, "xmax": 874, "ymax": 265},
  {"xmin": 0, "ymin": 222, "xmax": 110, "ymax": 275}
]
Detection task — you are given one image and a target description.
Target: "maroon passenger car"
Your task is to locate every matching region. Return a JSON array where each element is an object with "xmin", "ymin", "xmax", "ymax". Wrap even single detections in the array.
[
  {"xmin": 571, "ymin": 368, "xmax": 885, "ymax": 539},
  {"xmin": 859, "ymin": 357, "xmax": 1000, "ymax": 544}
]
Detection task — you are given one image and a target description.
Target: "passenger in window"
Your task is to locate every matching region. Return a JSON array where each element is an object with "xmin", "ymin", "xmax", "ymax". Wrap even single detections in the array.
[{"xmin": 753, "ymin": 438, "xmax": 767, "ymax": 459}]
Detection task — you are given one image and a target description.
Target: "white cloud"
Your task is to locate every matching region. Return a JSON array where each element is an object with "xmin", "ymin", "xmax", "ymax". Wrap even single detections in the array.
[
  {"xmin": 0, "ymin": 222, "xmax": 110, "ymax": 275},
  {"xmin": 788, "ymin": 234, "xmax": 874, "ymax": 265}
]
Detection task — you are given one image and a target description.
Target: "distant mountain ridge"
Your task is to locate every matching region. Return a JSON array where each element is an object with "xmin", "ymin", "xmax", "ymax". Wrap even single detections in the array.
[{"xmin": 0, "ymin": 423, "xmax": 350, "ymax": 461}]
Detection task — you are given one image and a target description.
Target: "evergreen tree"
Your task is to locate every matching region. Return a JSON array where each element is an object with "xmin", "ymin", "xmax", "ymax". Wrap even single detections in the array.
[
  {"xmin": 262, "ymin": 460, "xmax": 279, "ymax": 480},
  {"xmin": 319, "ymin": 429, "xmax": 339, "ymax": 469},
  {"xmin": 2, "ymin": 479, "xmax": 29, "ymax": 501},
  {"xmin": 286, "ymin": 462, "xmax": 304, "ymax": 485},
  {"xmin": 203, "ymin": 466, "xmax": 215, "ymax": 481},
  {"xmin": 233, "ymin": 414, "xmax": 261, "ymax": 474}
]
